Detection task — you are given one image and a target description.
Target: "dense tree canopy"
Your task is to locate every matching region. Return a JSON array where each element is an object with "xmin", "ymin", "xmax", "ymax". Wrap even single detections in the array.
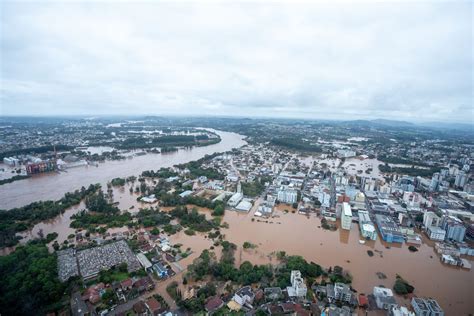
[{"xmin": 0, "ymin": 242, "xmax": 69, "ymax": 315}]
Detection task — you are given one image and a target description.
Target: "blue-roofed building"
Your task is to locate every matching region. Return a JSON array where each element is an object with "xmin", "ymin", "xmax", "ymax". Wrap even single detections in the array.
[
  {"xmin": 375, "ymin": 214, "xmax": 404, "ymax": 243},
  {"xmin": 153, "ymin": 262, "xmax": 168, "ymax": 278},
  {"xmin": 179, "ymin": 190, "xmax": 193, "ymax": 198}
]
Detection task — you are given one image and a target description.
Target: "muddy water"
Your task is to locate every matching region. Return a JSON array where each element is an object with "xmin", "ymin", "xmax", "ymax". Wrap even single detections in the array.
[
  {"xmin": 216, "ymin": 209, "xmax": 473, "ymax": 315},
  {"xmin": 342, "ymin": 157, "xmax": 383, "ymax": 180},
  {"xmin": 3, "ymin": 128, "xmax": 472, "ymax": 314},
  {"xmin": 0, "ymin": 130, "xmax": 246, "ymax": 210},
  {"xmin": 151, "ymin": 205, "xmax": 474, "ymax": 314},
  {"xmin": 8, "ymin": 184, "xmax": 473, "ymax": 314},
  {"xmin": 18, "ymin": 202, "xmax": 85, "ymax": 245}
]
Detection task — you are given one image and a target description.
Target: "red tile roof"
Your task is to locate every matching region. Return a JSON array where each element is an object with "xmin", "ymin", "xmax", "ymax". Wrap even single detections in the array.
[
  {"xmin": 146, "ymin": 297, "xmax": 161, "ymax": 312},
  {"xmin": 121, "ymin": 278, "xmax": 133, "ymax": 288},
  {"xmin": 359, "ymin": 294, "xmax": 369, "ymax": 306},
  {"xmin": 205, "ymin": 296, "xmax": 224, "ymax": 312}
]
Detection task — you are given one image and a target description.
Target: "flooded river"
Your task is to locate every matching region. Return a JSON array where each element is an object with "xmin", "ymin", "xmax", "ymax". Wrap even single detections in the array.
[
  {"xmin": 8, "ymin": 183, "xmax": 474, "ymax": 314},
  {"xmin": 2, "ymin": 129, "xmax": 473, "ymax": 314},
  {"xmin": 0, "ymin": 130, "xmax": 246, "ymax": 210}
]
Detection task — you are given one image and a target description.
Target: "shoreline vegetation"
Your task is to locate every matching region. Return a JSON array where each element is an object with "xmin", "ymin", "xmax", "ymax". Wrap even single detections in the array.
[
  {"xmin": 0, "ymin": 174, "xmax": 30, "ymax": 186},
  {"xmin": 0, "ymin": 120, "xmax": 472, "ymax": 315},
  {"xmin": 0, "ymin": 184, "xmax": 101, "ymax": 247}
]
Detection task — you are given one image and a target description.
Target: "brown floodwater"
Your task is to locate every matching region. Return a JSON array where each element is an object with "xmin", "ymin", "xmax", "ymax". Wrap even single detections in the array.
[
  {"xmin": 137, "ymin": 204, "xmax": 474, "ymax": 315},
  {"xmin": 216, "ymin": 209, "xmax": 474, "ymax": 315},
  {"xmin": 149, "ymin": 205, "xmax": 474, "ymax": 315},
  {"xmin": 2, "ymin": 129, "xmax": 473, "ymax": 314},
  {"xmin": 6, "ymin": 186, "xmax": 473, "ymax": 314},
  {"xmin": 0, "ymin": 129, "xmax": 246, "ymax": 210}
]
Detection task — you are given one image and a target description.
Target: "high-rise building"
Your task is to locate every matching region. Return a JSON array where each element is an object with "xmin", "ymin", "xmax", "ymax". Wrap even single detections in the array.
[
  {"xmin": 455, "ymin": 171, "xmax": 468, "ymax": 188},
  {"xmin": 277, "ymin": 187, "xmax": 298, "ymax": 204},
  {"xmin": 441, "ymin": 216, "xmax": 466, "ymax": 242},
  {"xmin": 341, "ymin": 202, "xmax": 353, "ymax": 230},
  {"xmin": 423, "ymin": 211, "xmax": 441, "ymax": 228},
  {"xmin": 429, "ymin": 173, "xmax": 441, "ymax": 192},
  {"xmin": 287, "ymin": 270, "xmax": 307, "ymax": 298}
]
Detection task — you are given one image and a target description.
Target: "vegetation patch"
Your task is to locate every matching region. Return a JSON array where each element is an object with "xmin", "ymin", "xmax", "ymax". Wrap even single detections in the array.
[
  {"xmin": 110, "ymin": 177, "xmax": 126, "ymax": 186},
  {"xmin": 241, "ymin": 180, "xmax": 265, "ymax": 197},
  {"xmin": 0, "ymin": 184, "xmax": 100, "ymax": 247},
  {"xmin": 243, "ymin": 241, "xmax": 257, "ymax": 249},
  {"xmin": 0, "ymin": 241, "xmax": 72, "ymax": 315},
  {"xmin": 184, "ymin": 229, "xmax": 196, "ymax": 236},
  {"xmin": 393, "ymin": 275, "xmax": 415, "ymax": 295},
  {"xmin": 0, "ymin": 174, "xmax": 31, "ymax": 186}
]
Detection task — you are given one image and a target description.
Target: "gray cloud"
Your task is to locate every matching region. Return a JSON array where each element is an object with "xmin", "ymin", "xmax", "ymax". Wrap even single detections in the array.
[{"xmin": 0, "ymin": 1, "xmax": 472, "ymax": 123}]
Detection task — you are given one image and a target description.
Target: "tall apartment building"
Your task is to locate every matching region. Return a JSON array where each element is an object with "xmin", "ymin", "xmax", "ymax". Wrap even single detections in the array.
[
  {"xmin": 287, "ymin": 270, "xmax": 307, "ymax": 298},
  {"xmin": 277, "ymin": 187, "xmax": 298, "ymax": 204},
  {"xmin": 441, "ymin": 216, "xmax": 466, "ymax": 242},
  {"xmin": 341, "ymin": 202, "xmax": 353, "ymax": 230}
]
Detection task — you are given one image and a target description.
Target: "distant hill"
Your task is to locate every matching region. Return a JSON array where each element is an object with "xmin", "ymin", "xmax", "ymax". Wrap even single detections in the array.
[
  {"xmin": 418, "ymin": 121, "xmax": 473, "ymax": 131},
  {"xmin": 341, "ymin": 119, "xmax": 414, "ymax": 127},
  {"xmin": 370, "ymin": 119, "xmax": 415, "ymax": 127},
  {"xmin": 342, "ymin": 118, "xmax": 472, "ymax": 131}
]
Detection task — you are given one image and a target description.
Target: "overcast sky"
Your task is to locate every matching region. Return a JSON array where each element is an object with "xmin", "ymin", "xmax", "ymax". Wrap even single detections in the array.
[{"xmin": 0, "ymin": 1, "xmax": 472, "ymax": 123}]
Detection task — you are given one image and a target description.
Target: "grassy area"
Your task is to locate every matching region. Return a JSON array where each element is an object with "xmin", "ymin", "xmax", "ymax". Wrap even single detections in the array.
[{"xmin": 110, "ymin": 272, "xmax": 130, "ymax": 282}]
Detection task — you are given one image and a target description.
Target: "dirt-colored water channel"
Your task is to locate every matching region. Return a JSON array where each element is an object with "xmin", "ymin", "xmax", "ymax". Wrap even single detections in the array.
[
  {"xmin": 2, "ymin": 129, "xmax": 472, "ymax": 314},
  {"xmin": 0, "ymin": 130, "xmax": 246, "ymax": 210}
]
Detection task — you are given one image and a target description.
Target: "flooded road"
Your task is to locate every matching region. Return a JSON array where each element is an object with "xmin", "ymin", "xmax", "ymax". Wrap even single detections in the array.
[
  {"xmin": 218, "ymin": 209, "xmax": 474, "ymax": 315},
  {"xmin": 8, "ymin": 184, "xmax": 473, "ymax": 314},
  {"xmin": 2, "ymin": 129, "xmax": 472, "ymax": 314},
  {"xmin": 0, "ymin": 130, "xmax": 246, "ymax": 209}
]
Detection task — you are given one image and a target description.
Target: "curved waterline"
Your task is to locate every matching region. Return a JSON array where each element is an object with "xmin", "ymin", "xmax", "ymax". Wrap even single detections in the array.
[{"xmin": 0, "ymin": 129, "xmax": 246, "ymax": 209}]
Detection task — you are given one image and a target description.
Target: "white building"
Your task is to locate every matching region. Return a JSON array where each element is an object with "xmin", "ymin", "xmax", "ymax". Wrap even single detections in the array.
[
  {"xmin": 337, "ymin": 149, "xmax": 356, "ymax": 158},
  {"xmin": 364, "ymin": 179, "xmax": 376, "ymax": 192},
  {"xmin": 373, "ymin": 287, "xmax": 397, "ymax": 310},
  {"xmin": 228, "ymin": 192, "xmax": 243, "ymax": 207},
  {"xmin": 277, "ymin": 187, "xmax": 298, "ymax": 204},
  {"xmin": 358, "ymin": 210, "xmax": 377, "ymax": 240},
  {"xmin": 141, "ymin": 194, "xmax": 157, "ymax": 203},
  {"xmin": 379, "ymin": 184, "xmax": 392, "ymax": 194},
  {"xmin": 390, "ymin": 305, "xmax": 415, "ymax": 316},
  {"xmin": 403, "ymin": 192, "xmax": 422, "ymax": 208},
  {"xmin": 341, "ymin": 202, "xmax": 353, "ymax": 230},
  {"xmin": 3, "ymin": 157, "xmax": 20, "ymax": 166},
  {"xmin": 287, "ymin": 270, "xmax": 307, "ymax": 298},
  {"xmin": 230, "ymin": 286, "xmax": 254, "ymax": 308},
  {"xmin": 455, "ymin": 171, "xmax": 468, "ymax": 188},
  {"xmin": 235, "ymin": 199, "xmax": 253, "ymax": 212},
  {"xmin": 423, "ymin": 211, "xmax": 440, "ymax": 228},
  {"xmin": 136, "ymin": 253, "xmax": 153, "ymax": 271},
  {"xmin": 318, "ymin": 191, "xmax": 331, "ymax": 208},
  {"xmin": 426, "ymin": 226, "xmax": 446, "ymax": 241}
]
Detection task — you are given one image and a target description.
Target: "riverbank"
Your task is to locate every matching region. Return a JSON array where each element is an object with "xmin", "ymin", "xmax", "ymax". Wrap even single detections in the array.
[
  {"xmin": 12, "ymin": 185, "xmax": 473, "ymax": 314},
  {"xmin": 0, "ymin": 129, "xmax": 246, "ymax": 210}
]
